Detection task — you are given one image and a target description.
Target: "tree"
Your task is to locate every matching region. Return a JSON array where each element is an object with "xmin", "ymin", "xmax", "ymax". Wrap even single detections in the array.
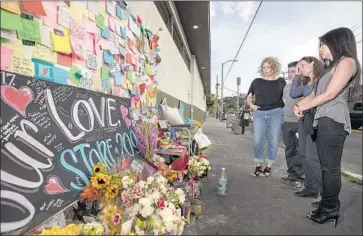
[{"xmin": 206, "ymin": 94, "xmax": 216, "ymax": 114}]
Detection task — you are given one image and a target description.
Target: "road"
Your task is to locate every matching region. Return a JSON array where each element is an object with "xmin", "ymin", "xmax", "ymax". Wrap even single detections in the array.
[{"xmin": 185, "ymin": 118, "xmax": 362, "ymax": 235}]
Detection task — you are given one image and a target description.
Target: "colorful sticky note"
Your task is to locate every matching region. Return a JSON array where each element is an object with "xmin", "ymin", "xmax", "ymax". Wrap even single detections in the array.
[
  {"xmin": 41, "ymin": 25, "xmax": 53, "ymax": 49},
  {"xmin": 84, "ymin": 32, "xmax": 95, "ymax": 54},
  {"xmin": 0, "ymin": 46, "xmax": 13, "ymax": 71},
  {"xmin": 84, "ymin": 17, "xmax": 97, "ymax": 33},
  {"xmin": 87, "ymin": 1, "xmax": 99, "ymax": 14},
  {"xmin": 58, "ymin": 5, "xmax": 71, "ymax": 29},
  {"xmin": 21, "ymin": 1, "xmax": 47, "ymax": 16},
  {"xmin": 42, "ymin": 2, "xmax": 59, "ymax": 29},
  {"xmin": 101, "ymin": 66, "xmax": 110, "ymax": 80},
  {"xmin": 68, "ymin": 66, "xmax": 80, "ymax": 85},
  {"xmin": 116, "ymin": 4, "xmax": 123, "ymax": 19},
  {"xmin": 51, "ymin": 29, "xmax": 71, "ymax": 54},
  {"xmin": 113, "ymin": 71, "xmax": 123, "ymax": 86},
  {"xmin": 109, "ymin": 17, "xmax": 116, "ymax": 32},
  {"xmin": 101, "ymin": 27, "xmax": 110, "ymax": 39},
  {"xmin": 12, "ymin": 54, "xmax": 34, "ymax": 76},
  {"xmin": 103, "ymin": 50, "xmax": 113, "ymax": 65},
  {"xmin": 120, "ymin": 26, "xmax": 127, "ymax": 39},
  {"xmin": 1, "ymin": 2, "xmax": 21, "ymax": 14},
  {"xmin": 57, "ymin": 53, "xmax": 72, "ymax": 67},
  {"xmin": 17, "ymin": 18, "xmax": 41, "ymax": 43},
  {"xmin": 33, "ymin": 43, "xmax": 57, "ymax": 64},
  {"xmin": 70, "ymin": 1, "xmax": 84, "ymax": 22},
  {"xmin": 53, "ymin": 66, "xmax": 69, "ymax": 85},
  {"xmin": 0, "ymin": 9, "xmax": 23, "ymax": 30},
  {"xmin": 96, "ymin": 13, "xmax": 105, "ymax": 29},
  {"xmin": 32, "ymin": 58, "xmax": 54, "ymax": 81},
  {"xmin": 1, "ymin": 29, "xmax": 17, "ymax": 40},
  {"xmin": 70, "ymin": 18, "xmax": 86, "ymax": 58}
]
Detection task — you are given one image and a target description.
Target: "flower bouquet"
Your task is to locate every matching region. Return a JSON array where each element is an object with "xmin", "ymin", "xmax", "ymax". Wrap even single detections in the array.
[
  {"xmin": 186, "ymin": 156, "xmax": 212, "ymax": 180},
  {"xmin": 39, "ymin": 222, "xmax": 105, "ymax": 235},
  {"xmin": 135, "ymin": 120, "xmax": 159, "ymax": 163}
]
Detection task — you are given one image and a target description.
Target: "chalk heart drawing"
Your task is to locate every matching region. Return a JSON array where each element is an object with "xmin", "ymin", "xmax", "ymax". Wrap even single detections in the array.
[
  {"xmin": 1, "ymin": 85, "xmax": 34, "ymax": 117},
  {"xmin": 124, "ymin": 117, "xmax": 131, "ymax": 129},
  {"xmin": 120, "ymin": 104, "xmax": 129, "ymax": 120},
  {"xmin": 44, "ymin": 175, "xmax": 70, "ymax": 195}
]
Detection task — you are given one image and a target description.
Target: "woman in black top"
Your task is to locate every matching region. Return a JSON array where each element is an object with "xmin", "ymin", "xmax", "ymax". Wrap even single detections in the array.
[{"xmin": 246, "ymin": 57, "xmax": 286, "ymax": 177}]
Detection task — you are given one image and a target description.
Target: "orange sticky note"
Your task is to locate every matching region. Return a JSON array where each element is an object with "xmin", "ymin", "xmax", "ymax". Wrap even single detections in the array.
[
  {"xmin": 21, "ymin": 1, "xmax": 47, "ymax": 16},
  {"xmin": 1, "ymin": 2, "xmax": 21, "ymax": 14}
]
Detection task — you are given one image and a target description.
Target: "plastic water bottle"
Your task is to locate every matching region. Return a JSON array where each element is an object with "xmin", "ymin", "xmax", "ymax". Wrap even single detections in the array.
[{"xmin": 218, "ymin": 168, "xmax": 228, "ymax": 195}]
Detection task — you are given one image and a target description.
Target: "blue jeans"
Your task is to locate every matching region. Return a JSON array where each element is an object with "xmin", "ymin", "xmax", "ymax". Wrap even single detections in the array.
[{"xmin": 253, "ymin": 108, "xmax": 283, "ymax": 166}]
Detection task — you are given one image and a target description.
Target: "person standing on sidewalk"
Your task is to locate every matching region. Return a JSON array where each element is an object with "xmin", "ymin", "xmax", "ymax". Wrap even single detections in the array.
[
  {"xmin": 290, "ymin": 57, "xmax": 324, "ymax": 200},
  {"xmin": 246, "ymin": 57, "xmax": 285, "ymax": 177},
  {"xmin": 294, "ymin": 27, "xmax": 361, "ymax": 226},
  {"xmin": 280, "ymin": 61, "xmax": 305, "ymax": 189}
]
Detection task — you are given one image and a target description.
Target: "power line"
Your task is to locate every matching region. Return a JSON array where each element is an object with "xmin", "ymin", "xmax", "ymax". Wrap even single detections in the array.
[{"xmin": 223, "ymin": 1, "xmax": 263, "ymax": 83}]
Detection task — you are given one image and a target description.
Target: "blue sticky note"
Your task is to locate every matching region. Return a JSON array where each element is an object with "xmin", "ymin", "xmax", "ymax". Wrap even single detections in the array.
[
  {"xmin": 112, "ymin": 71, "xmax": 123, "ymax": 86},
  {"xmin": 53, "ymin": 67, "xmax": 68, "ymax": 85},
  {"xmin": 120, "ymin": 26, "xmax": 127, "ymax": 39},
  {"xmin": 101, "ymin": 27, "xmax": 110, "ymax": 39},
  {"xmin": 116, "ymin": 4, "xmax": 123, "ymax": 19},
  {"xmin": 32, "ymin": 58, "xmax": 54, "ymax": 82},
  {"xmin": 103, "ymin": 50, "xmax": 113, "ymax": 65},
  {"xmin": 119, "ymin": 47, "xmax": 126, "ymax": 57}
]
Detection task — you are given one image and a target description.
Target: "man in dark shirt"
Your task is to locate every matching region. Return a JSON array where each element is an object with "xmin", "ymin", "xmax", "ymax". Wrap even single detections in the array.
[{"xmin": 281, "ymin": 61, "xmax": 305, "ymax": 189}]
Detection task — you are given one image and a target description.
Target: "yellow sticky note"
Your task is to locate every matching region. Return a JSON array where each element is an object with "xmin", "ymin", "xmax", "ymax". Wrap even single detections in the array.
[
  {"xmin": 33, "ymin": 43, "xmax": 57, "ymax": 64},
  {"xmin": 51, "ymin": 29, "xmax": 71, "ymax": 54},
  {"xmin": 88, "ymin": 11, "xmax": 96, "ymax": 21},
  {"xmin": 12, "ymin": 54, "xmax": 34, "ymax": 77},
  {"xmin": 70, "ymin": 2, "xmax": 85, "ymax": 22},
  {"xmin": 1, "ymin": 2, "xmax": 21, "ymax": 14},
  {"xmin": 1, "ymin": 38, "xmax": 23, "ymax": 52},
  {"xmin": 92, "ymin": 69, "xmax": 101, "ymax": 91},
  {"xmin": 126, "ymin": 81, "xmax": 133, "ymax": 90}
]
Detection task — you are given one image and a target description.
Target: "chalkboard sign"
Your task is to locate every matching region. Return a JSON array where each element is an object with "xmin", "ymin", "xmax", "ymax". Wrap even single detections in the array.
[{"xmin": 0, "ymin": 70, "xmax": 156, "ymax": 234}]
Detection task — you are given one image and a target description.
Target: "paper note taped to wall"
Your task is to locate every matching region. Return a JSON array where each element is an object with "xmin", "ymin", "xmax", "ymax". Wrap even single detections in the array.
[
  {"xmin": 17, "ymin": 18, "xmax": 41, "ymax": 43},
  {"xmin": 1, "ymin": 46, "xmax": 13, "ymax": 71},
  {"xmin": 12, "ymin": 54, "xmax": 34, "ymax": 76},
  {"xmin": 33, "ymin": 43, "xmax": 57, "ymax": 64},
  {"xmin": 51, "ymin": 28, "xmax": 71, "ymax": 54}
]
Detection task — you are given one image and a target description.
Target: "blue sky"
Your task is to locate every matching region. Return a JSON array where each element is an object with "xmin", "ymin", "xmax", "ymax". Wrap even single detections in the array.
[{"xmin": 210, "ymin": 1, "xmax": 363, "ymax": 97}]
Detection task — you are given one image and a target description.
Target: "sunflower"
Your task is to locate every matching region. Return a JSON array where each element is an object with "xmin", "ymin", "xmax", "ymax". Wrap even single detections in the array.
[
  {"xmin": 105, "ymin": 184, "xmax": 120, "ymax": 199},
  {"xmin": 93, "ymin": 163, "xmax": 107, "ymax": 175},
  {"xmin": 91, "ymin": 174, "xmax": 111, "ymax": 190}
]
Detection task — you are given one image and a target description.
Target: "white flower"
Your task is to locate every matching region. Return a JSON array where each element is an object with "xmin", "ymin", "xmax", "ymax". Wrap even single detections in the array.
[
  {"xmin": 156, "ymin": 176, "xmax": 167, "ymax": 185},
  {"xmin": 121, "ymin": 219, "xmax": 133, "ymax": 235},
  {"xmin": 139, "ymin": 197, "xmax": 152, "ymax": 206},
  {"xmin": 159, "ymin": 185, "xmax": 167, "ymax": 194},
  {"xmin": 122, "ymin": 176, "xmax": 132, "ymax": 188},
  {"xmin": 140, "ymin": 205, "xmax": 154, "ymax": 218},
  {"xmin": 167, "ymin": 202, "xmax": 176, "ymax": 210},
  {"xmin": 159, "ymin": 207, "xmax": 174, "ymax": 222},
  {"xmin": 164, "ymin": 221, "xmax": 177, "ymax": 233},
  {"xmin": 146, "ymin": 176, "xmax": 154, "ymax": 185},
  {"xmin": 137, "ymin": 180, "xmax": 146, "ymax": 189}
]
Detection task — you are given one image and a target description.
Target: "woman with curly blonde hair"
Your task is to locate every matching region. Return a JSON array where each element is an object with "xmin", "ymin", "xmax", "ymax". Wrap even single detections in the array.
[{"xmin": 246, "ymin": 57, "xmax": 286, "ymax": 177}]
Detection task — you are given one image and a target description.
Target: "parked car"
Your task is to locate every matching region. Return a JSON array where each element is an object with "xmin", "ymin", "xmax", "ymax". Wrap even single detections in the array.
[{"xmin": 348, "ymin": 101, "xmax": 363, "ymax": 130}]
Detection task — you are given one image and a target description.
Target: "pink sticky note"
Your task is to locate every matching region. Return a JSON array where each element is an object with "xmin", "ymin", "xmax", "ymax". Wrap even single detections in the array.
[
  {"xmin": 109, "ymin": 17, "xmax": 116, "ymax": 32},
  {"xmin": 84, "ymin": 17, "xmax": 97, "ymax": 33},
  {"xmin": 85, "ymin": 32, "xmax": 95, "ymax": 54},
  {"xmin": 1, "ymin": 46, "xmax": 13, "ymax": 71},
  {"xmin": 42, "ymin": 2, "xmax": 60, "ymax": 29}
]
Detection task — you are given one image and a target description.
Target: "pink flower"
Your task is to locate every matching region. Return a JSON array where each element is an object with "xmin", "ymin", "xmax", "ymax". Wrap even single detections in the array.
[
  {"xmin": 113, "ymin": 214, "xmax": 121, "ymax": 225},
  {"xmin": 132, "ymin": 187, "xmax": 144, "ymax": 198},
  {"xmin": 157, "ymin": 198, "xmax": 166, "ymax": 209}
]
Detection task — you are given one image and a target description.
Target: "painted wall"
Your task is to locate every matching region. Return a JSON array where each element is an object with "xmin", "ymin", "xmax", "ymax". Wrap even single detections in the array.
[{"xmin": 127, "ymin": 1, "xmax": 206, "ymax": 115}]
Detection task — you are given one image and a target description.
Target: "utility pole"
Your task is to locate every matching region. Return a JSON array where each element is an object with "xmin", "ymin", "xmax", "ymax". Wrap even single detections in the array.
[
  {"xmin": 221, "ymin": 59, "xmax": 238, "ymax": 115},
  {"xmin": 236, "ymin": 77, "xmax": 241, "ymax": 111},
  {"xmin": 215, "ymin": 75, "xmax": 220, "ymax": 117}
]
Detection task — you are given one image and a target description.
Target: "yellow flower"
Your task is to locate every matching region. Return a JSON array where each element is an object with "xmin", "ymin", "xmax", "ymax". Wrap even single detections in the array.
[
  {"xmin": 40, "ymin": 226, "xmax": 63, "ymax": 235},
  {"xmin": 93, "ymin": 163, "xmax": 107, "ymax": 174},
  {"xmin": 91, "ymin": 173, "xmax": 111, "ymax": 190},
  {"xmin": 63, "ymin": 224, "xmax": 81, "ymax": 235},
  {"xmin": 105, "ymin": 184, "xmax": 120, "ymax": 199}
]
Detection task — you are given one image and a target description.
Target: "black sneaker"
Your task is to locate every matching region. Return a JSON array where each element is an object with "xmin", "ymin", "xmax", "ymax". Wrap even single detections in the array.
[
  {"xmin": 262, "ymin": 167, "xmax": 271, "ymax": 177},
  {"xmin": 287, "ymin": 180, "xmax": 303, "ymax": 190},
  {"xmin": 311, "ymin": 200, "xmax": 321, "ymax": 208},
  {"xmin": 251, "ymin": 166, "xmax": 263, "ymax": 177},
  {"xmin": 280, "ymin": 176, "xmax": 291, "ymax": 183}
]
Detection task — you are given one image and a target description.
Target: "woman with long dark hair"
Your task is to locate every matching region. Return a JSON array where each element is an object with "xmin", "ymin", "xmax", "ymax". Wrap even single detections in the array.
[
  {"xmin": 290, "ymin": 57, "xmax": 324, "ymax": 201},
  {"xmin": 294, "ymin": 27, "xmax": 361, "ymax": 226}
]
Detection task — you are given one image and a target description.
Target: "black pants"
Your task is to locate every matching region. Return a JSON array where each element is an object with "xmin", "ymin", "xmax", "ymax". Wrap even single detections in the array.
[
  {"xmin": 298, "ymin": 120, "xmax": 322, "ymax": 194},
  {"xmin": 282, "ymin": 122, "xmax": 304, "ymax": 181},
  {"xmin": 316, "ymin": 117, "xmax": 347, "ymax": 208}
]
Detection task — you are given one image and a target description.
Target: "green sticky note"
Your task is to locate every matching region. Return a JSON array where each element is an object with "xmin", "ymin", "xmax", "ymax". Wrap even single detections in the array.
[
  {"xmin": 96, "ymin": 14, "xmax": 105, "ymax": 29},
  {"xmin": 126, "ymin": 71, "xmax": 134, "ymax": 81},
  {"xmin": 0, "ymin": 9, "xmax": 23, "ymax": 30},
  {"xmin": 17, "ymin": 18, "xmax": 41, "ymax": 43},
  {"xmin": 101, "ymin": 66, "xmax": 109, "ymax": 80},
  {"xmin": 68, "ymin": 66, "xmax": 80, "ymax": 86}
]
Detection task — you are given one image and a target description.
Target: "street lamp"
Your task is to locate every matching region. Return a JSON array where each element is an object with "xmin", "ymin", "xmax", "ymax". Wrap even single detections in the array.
[{"xmin": 221, "ymin": 59, "xmax": 238, "ymax": 115}]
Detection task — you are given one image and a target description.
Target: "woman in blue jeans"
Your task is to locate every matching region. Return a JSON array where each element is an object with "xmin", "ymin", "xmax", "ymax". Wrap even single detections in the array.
[
  {"xmin": 294, "ymin": 27, "xmax": 361, "ymax": 226},
  {"xmin": 246, "ymin": 57, "xmax": 285, "ymax": 177}
]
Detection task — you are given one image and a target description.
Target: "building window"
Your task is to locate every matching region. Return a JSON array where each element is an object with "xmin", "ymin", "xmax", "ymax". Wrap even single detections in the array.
[
  {"xmin": 154, "ymin": 1, "xmax": 172, "ymax": 33},
  {"xmin": 154, "ymin": 1, "xmax": 191, "ymax": 70}
]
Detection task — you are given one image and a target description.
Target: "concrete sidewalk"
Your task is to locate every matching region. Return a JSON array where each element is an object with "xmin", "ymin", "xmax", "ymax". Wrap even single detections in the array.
[{"xmin": 185, "ymin": 118, "xmax": 362, "ymax": 235}]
